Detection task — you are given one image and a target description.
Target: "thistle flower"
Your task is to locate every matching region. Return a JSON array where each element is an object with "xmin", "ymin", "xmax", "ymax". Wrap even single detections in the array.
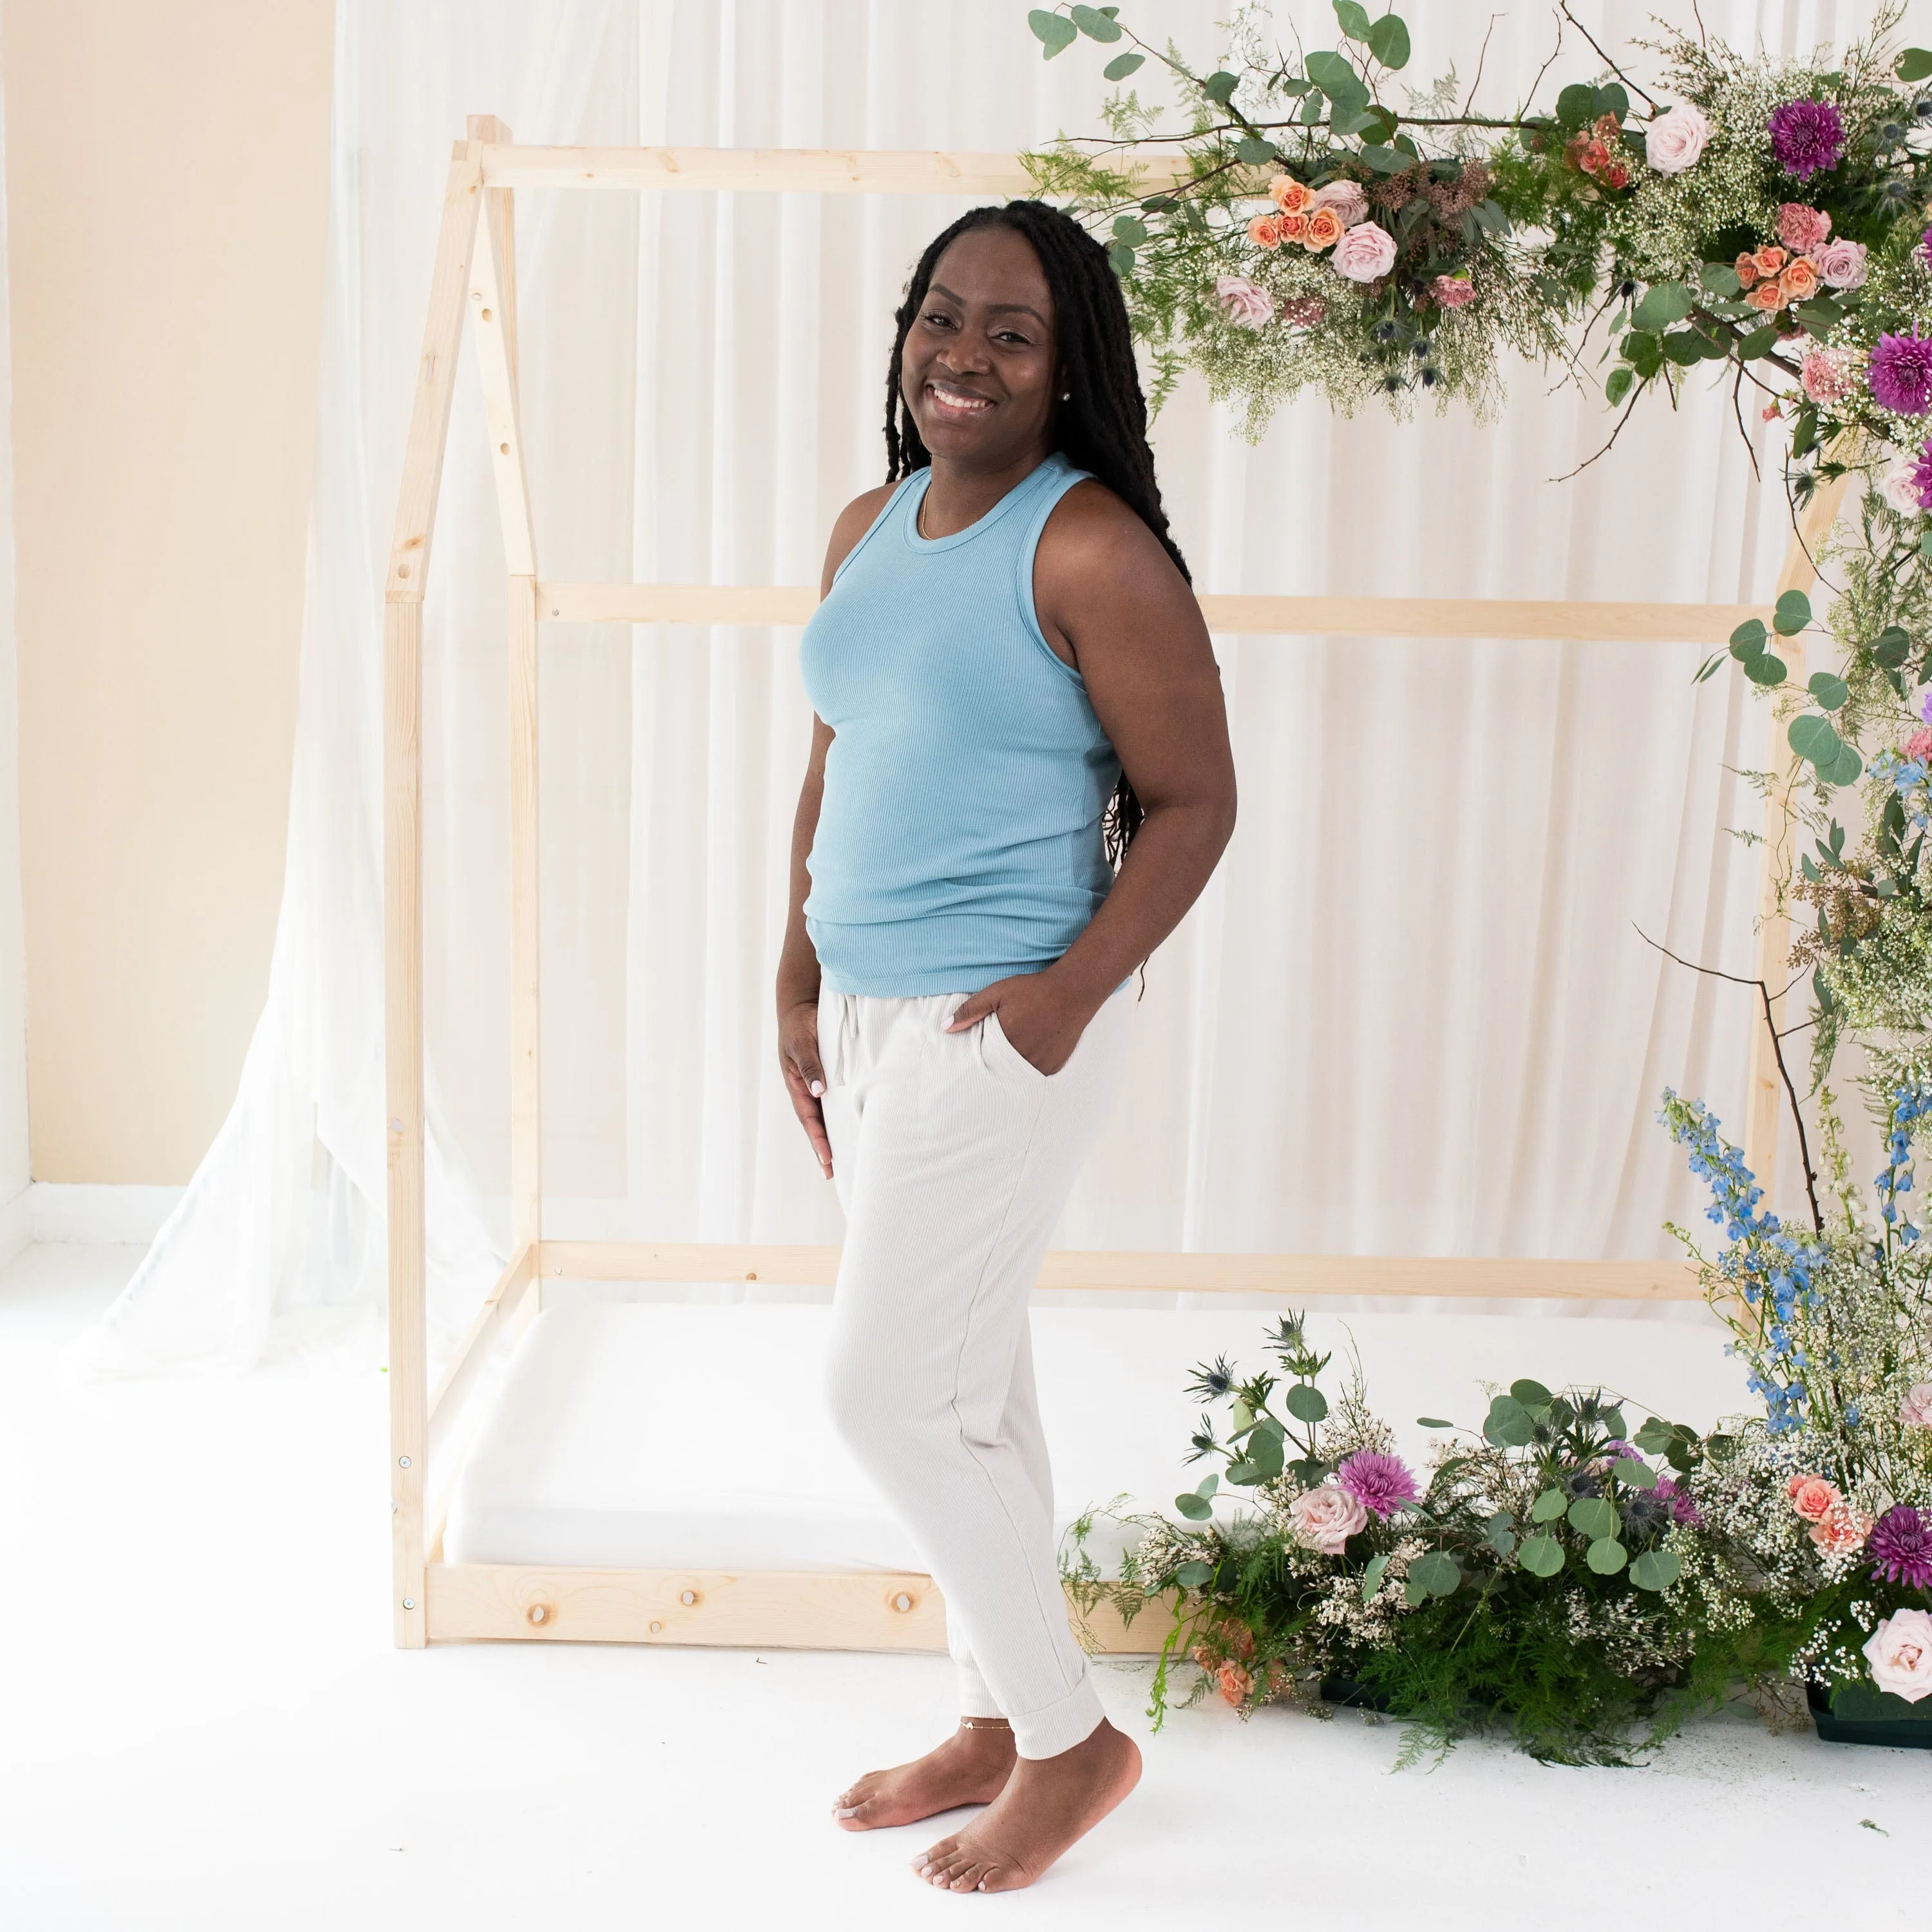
[
  {"xmin": 1869, "ymin": 1504, "xmax": 1932, "ymax": 1588},
  {"xmin": 1768, "ymin": 99, "xmax": 1846, "ymax": 180}
]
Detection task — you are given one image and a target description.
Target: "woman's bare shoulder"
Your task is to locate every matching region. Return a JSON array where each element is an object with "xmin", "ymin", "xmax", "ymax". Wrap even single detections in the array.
[{"xmin": 820, "ymin": 482, "xmax": 901, "ymax": 592}]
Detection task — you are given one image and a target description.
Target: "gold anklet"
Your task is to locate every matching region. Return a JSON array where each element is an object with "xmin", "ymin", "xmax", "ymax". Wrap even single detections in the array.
[{"xmin": 958, "ymin": 1717, "xmax": 1012, "ymax": 1730}]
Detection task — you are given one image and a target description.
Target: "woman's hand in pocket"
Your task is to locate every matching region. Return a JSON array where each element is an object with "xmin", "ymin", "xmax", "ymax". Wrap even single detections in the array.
[
  {"xmin": 778, "ymin": 996, "xmax": 833, "ymax": 1178},
  {"xmin": 945, "ymin": 969, "xmax": 1094, "ymax": 1077}
]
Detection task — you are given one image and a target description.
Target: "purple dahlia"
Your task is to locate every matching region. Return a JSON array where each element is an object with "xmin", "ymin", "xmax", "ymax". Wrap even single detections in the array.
[
  {"xmin": 1335, "ymin": 1449, "xmax": 1419, "ymax": 1519},
  {"xmin": 1871, "ymin": 333, "xmax": 1932, "ymax": 416},
  {"xmin": 1768, "ymin": 99, "xmax": 1846, "ymax": 180},
  {"xmin": 1869, "ymin": 1504, "xmax": 1932, "ymax": 1589},
  {"xmin": 1913, "ymin": 441, "xmax": 1932, "ymax": 513}
]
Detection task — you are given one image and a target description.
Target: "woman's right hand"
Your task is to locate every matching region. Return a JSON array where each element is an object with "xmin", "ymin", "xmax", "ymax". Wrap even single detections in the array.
[{"xmin": 778, "ymin": 996, "xmax": 834, "ymax": 1179}]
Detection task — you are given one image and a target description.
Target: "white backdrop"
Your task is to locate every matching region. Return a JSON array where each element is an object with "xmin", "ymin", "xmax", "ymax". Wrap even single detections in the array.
[{"xmin": 71, "ymin": 0, "xmax": 1892, "ymax": 1378}]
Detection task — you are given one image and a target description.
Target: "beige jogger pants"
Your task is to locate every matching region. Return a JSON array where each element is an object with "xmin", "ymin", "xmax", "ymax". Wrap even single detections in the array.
[{"xmin": 816, "ymin": 976, "xmax": 1134, "ymax": 1759}]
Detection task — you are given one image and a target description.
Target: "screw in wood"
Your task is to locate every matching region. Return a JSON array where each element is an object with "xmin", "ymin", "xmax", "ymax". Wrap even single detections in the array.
[
  {"xmin": 402, "ymin": 1598, "xmax": 415, "ymax": 1611},
  {"xmin": 398, "ymin": 1455, "xmax": 411, "ymax": 1468}
]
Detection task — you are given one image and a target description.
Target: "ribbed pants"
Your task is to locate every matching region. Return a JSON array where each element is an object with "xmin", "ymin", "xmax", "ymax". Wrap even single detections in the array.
[{"xmin": 817, "ymin": 977, "xmax": 1133, "ymax": 1759}]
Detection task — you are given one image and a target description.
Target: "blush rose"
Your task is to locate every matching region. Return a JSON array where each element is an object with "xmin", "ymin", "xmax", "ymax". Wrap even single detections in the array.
[
  {"xmin": 1788, "ymin": 1473, "xmax": 1839, "ymax": 1521},
  {"xmin": 1816, "ymin": 238, "xmax": 1868, "ymax": 288},
  {"xmin": 1309, "ymin": 179, "xmax": 1368, "ymax": 226},
  {"xmin": 1645, "ymin": 102, "xmax": 1710, "ymax": 175},
  {"xmin": 1864, "ymin": 1607, "xmax": 1932, "ymax": 1703},
  {"xmin": 1289, "ymin": 1482, "xmax": 1368, "ymax": 1554},
  {"xmin": 1214, "ymin": 276, "xmax": 1276, "ymax": 330},
  {"xmin": 1331, "ymin": 220, "xmax": 1397, "ymax": 283}
]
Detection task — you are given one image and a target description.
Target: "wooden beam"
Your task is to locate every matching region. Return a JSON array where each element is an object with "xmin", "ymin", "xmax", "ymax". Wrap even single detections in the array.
[
  {"xmin": 535, "ymin": 1239, "xmax": 1701, "ymax": 1301},
  {"xmin": 386, "ymin": 144, "xmax": 486, "ymax": 602},
  {"xmin": 468, "ymin": 179, "xmax": 536, "ymax": 576},
  {"xmin": 427, "ymin": 1560, "xmax": 951, "ymax": 1649},
  {"xmin": 385, "ymin": 597, "xmax": 428, "ymax": 1650},
  {"xmin": 477, "ymin": 145, "xmax": 1185, "ymax": 196},
  {"xmin": 1743, "ymin": 465, "xmax": 1855, "ymax": 1199},
  {"xmin": 428, "ymin": 1245, "xmax": 537, "ymax": 1434},
  {"xmin": 508, "ymin": 575, "xmax": 542, "ymax": 1274},
  {"xmin": 536, "ymin": 580, "xmax": 1772, "ymax": 643}
]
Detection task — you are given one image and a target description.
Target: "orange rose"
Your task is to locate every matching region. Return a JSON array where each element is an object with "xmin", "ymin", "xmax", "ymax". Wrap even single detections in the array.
[
  {"xmin": 1752, "ymin": 245, "xmax": 1788, "ymax": 278},
  {"xmin": 1745, "ymin": 279, "xmax": 1786, "ymax": 312},
  {"xmin": 1303, "ymin": 206, "xmax": 1343, "ymax": 251},
  {"xmin": 1780, "ymin": 256, "xmax": 1819, "ymax": 302},
  {"xmin": 1269, "ymin": 174, "xmax": 1313, "ymax": 215},
  {"xmin": 1245, "ymin": 212, "xmax": 1285, "ymax": 249},
  {"xmin": 1734, "ymin": 251, "xmax": 1759, "ymax": 289},
  {"xmin": 1810, "ymin": 1502, "xmax": 1875, "ymax": 1556},
  {"xmin": 1217, "ymin": 1662, "xmax": 1253, "ymax": 1705},
  {"xmin": 1278, "ymin": 211, "xmax": 1310, "ymax": 243}
]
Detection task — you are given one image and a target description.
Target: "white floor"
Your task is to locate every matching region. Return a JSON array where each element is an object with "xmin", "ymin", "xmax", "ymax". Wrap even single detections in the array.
[{"xmin": 3, "ymin": 1245, "xmax": 1927, "ymax": 1930}]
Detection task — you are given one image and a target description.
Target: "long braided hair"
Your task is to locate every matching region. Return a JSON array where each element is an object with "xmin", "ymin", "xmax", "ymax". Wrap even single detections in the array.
[{"xmin": 883, "ymin": 200, "xmax": 1188, "ymax": 867}]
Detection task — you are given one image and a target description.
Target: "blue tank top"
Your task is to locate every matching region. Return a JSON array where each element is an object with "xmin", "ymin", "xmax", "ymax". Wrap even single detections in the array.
[{"xmin": 799, "ymin": 450, "xmax": 1122, "ymax": 996}]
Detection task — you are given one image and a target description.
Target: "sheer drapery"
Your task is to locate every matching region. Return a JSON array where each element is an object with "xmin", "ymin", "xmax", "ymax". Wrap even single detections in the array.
[{"xmin": 71, "ymin": 0, "xmax": 1878, "ymax": 1379}]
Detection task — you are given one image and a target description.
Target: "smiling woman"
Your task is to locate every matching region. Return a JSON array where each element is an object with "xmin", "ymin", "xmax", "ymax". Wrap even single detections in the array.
[{"xmin": 771, "ymin": 200, "xmax": 1237, "ymax": 1895}]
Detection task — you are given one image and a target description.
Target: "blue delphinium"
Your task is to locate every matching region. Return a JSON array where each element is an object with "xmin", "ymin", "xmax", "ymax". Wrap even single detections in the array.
[
  {"xmin": 1660, "ymin": 1090, "xmax": 1824, "ymax": 1432},
  {"xmin": 1875, "ymin": 1081, "xmax": 1932, "ymax": 1247}
]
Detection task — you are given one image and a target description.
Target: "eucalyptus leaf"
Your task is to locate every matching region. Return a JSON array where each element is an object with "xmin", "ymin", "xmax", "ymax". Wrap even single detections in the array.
[
  {"xmin": 1069, "ymin": 3, "xmax": 1122, "ymax": 39},
  {"xmin": 1700, "ymin": 261, "xmax": 1741, "ymax": 298},
  {"xmin": 1743, "ymin": 652, "xmax": 1787, "ymax": 687},
  {"xmin": 1611, "ymin": 1458, "xmax": 1658, "ymax": 1490},
  {"xmin": 1103, "ymin": 50, "xmax": 1145, "ymax": 79},
  {"xmin": 1729, "ymin": 617, "xmax": 1767, "ymax": 653},
  {"xmin": 1662, "ymin": 329, "xmax": 1705, "ymax": 366},
  {"xmin": 1555, "ymin": 81, "xmax": 1597, "ymax": 129},
  {"xmin": 1873, "ymin": 625, "xmax": 1911, "ymax": 667},
  {"xmin": 1174, "ymin": 1490, "xmax": 1213, "ymax": 1520},
  {"xmin": 1774, "ymin": 588, "xmax": 1812, "ymax": 635},
  {"xmin": 1822, "ymin": 740, "xmax": 1863, "ymax": 788},
  {"xmin": 1808, "ymin": 671, "xmax": 1849, "ymax": 711},
  {"xmin": 1596, "ymin": 82, "xmax": 1629, "ymax": 119},
  {"xmin": 1739, "ymin": 325, "xmax": 1779, "ymax": 359},
  {"xmin": 1284, "ymin": 1382, "xmax": 1329, "ymax": 1423},
  {"xmin": 1304, "ymin": 49, "xmax": 1368, "ymax": 108},
  {"xmin": 1568, "ymin": 1495, "xmax": 1619, "ymax": 1540},
  {"xmin": 1483, "ymin": 1395, "xmax": 1535, "ymax": 1448},
  {"xmin": 1366, "ymin": 13, "xmax": 1410, "ymax": 68},
  {"xmin": 1631, "ymin": 281, "xmax": 1693, "ymax": 330},
  {"xmin": 1631, "ymin": 1417, "xmax": 1675, "ymax": 1455},
  {"xmin": 1788, "ymin": 712, "xmax": 1842, "ymax": 768},
  {"xmin": 1360, "ymin": 1552, "xmax": 1390, "ymax": 1602},
  {"xmin": 1408, "ymin": 1551, "xmax": 1461, "ymax": 1596},
  {"xmin": 1225, "ymin": 1459, "xmax": 1260, "ymax": 1486},
  {"xmin": 1175, "ymin": 1559, "xmax": 1215, "ymax": 1590},
  {"xmin": 1112, "ymin": 214, "xmax": 1148, "ymax": 243},
  {"xmin": 1333, "ymin": 0, "xmax": 1373, "ymax": 36},
  {"xmin": 1586, "ymin": 1535, "xmax": 1629, "ymax": 1575},
  {"xmin": 1417, "ymin": 1416, "xmax": 1454, "ymax": 1429},
  {"xmin": 1898, "ymin": 46, "xmax": 1932, "ymax": 81},
  {"xmin": 1196, "ymin": 1472, "xmax": 1220, "ymax": 1497},
  {"xmin": 1629, "ymin": 1548, "xmax": 1682, "ymax": 1592},
  {"xmin": 1028, "ymin": 9, "xmax": 1078, "ymax": 57},
  {"xmin": 1486, "ymin": 1516, "xmax": 1517, "ymax": 1557},
  {"xmin": 1605, "ymin": 367, "xmax": 1634, "ymax": 406},
  {"xmin": 1202, "ymin": 69, "xmax": 1240, "ymax": 104},
  {"xmin": 1510, "ymin": 1378, "xmax": 1553, "ymax": 1409},
  {"xmin": 1359, "ymin": 142, "xmax": 1410, "ymax": 172},
  {"xmin": 1531, "ymin": 1488, "xmax": 1569, "ymax": 1523},
  {"xmin": 1625, "ymin": 332, "xmax": 1662, "ymax": 380},
  {"xmin": 1235, "ymin": 133, "xmax": 1279, "ymax": 164},
  {"xmin": 1244, "ymin": 1426, "xmax": 1285, "ymax": 1481},
  {"xmin": 1517, "ymin": 1533, "xmax": 1565, "ymax": 1577},
  {"xmin": 1107, "ymin": 242, "xmax": 1136, "ymax": 276}
]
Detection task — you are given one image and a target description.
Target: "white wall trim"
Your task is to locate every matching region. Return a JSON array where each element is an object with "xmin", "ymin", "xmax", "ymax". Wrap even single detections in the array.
[
  {"xmin": 0, "ymin": 1181, "xmax": 26, "ymax": 1266},
  {"xmin": 28, "ymin": 1182, "xmax": 183, "ymax": 1245}
]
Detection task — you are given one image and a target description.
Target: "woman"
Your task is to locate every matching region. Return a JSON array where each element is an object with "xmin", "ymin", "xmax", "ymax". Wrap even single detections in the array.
[{"xmin": 775, "ymin": 200, "xmax": 1236, "ymax": 1894}]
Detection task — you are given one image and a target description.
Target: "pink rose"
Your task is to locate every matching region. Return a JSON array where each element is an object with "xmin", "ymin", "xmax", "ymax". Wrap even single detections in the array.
[
  {"xmin": 1787, "ymin": 1472, "xmax": 1840, "ymax": 1522},
  {"xmin": 1815, "ymin": 238, "xmax": 1868, "ymax": 289},
  {"xmin": 1905, "ymin": 728, "xmax": 1932, "ymax": 762},
  {"xmin": 1864, "ymin": 1607, "xmax": 1932, "ymax": 1702},
  {"xmin": 1330, "ymin": 220, "xmax": 1397, "ymax": 284},
  {"xmin": 1810, "ymin": 1501, "xmax": 1874, "ymax": 1556},
  {"xmin": 1288, "ymin": 1482, "xmax": 1368, "ymax": 1554},
  {"xmin": 1776, "ymin": 202, "xmax": 1832, "ymax": 252},
  {"xmin": 1309, "ymin": 179, "xmax": 1369, "ymax": 227},
  {"xmin": 1214, "ymin": 275, "xmax": 1276, "ymax": 330},
  {"xmin": 1432, "ymin": 274, "xmax": 1476, "ymax": 309},
  {"xmin": 1902, "ymin": 1381, "xmax": 1932, "ymax": 1427},
  {"xmin": 1880, "ymin": 459, "xmax": 1928, "ymax": 516},
  {"xmin": 1645, "ymin": 102, "xmax": 1710, "ymax": 175},
  {"xmin": 1800, "ymin": 350, "xmax": 1851, "ymax": 404}
]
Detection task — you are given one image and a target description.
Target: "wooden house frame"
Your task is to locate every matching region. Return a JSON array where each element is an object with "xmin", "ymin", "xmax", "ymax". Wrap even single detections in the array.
[{"xmin": 384, "ymin": 120, "xmax": 1848, "ymax": 1653}]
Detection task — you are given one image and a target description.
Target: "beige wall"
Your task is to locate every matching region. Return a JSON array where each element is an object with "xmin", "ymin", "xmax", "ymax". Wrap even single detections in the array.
[{"xmin": 5, "ymin": 0, "xmax": 334, "ymax": 1181}]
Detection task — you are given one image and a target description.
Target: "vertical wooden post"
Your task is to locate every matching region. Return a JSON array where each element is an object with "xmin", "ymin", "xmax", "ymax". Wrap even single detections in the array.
[
  {"xmin": 386, "ymin": 142, "xmax": 484, "ymax": 1649},
  {"xmin": 1743, "ymin": 466, "xmax": 1856, "ymax": 1202},
  {"xmin": 466, "ymin": 118, "xmax": 544, "ymax": 1314}
]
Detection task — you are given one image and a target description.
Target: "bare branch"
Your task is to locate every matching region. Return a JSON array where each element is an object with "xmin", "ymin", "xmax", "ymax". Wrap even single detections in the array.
[
  {"xmin": 1559, "ymin": 2, "xmax": 1660, "ymax": 109},
  {"xmin": 1461, "ymin": 14, "xmax": 1502, "ymax": 117},
  {"xmin": 1550, "ymin": 385, "xmax": 1642, "ymax": 482}
]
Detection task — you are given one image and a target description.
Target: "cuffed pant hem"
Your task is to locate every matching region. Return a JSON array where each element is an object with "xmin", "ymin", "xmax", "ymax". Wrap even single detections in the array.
[
  {"xmin": 1010, "ymin": 1674, "xmax": 1105, "ymax": 1761},
  {"xmin": 958, "ymin": 1663, "xmax": 1003, "ymax": 1721}
]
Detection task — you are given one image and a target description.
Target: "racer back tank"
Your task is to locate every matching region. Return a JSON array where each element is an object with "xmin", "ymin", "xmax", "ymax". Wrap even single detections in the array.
[{"xmin": 798, "ymin": 450, "xmax": 1121, "ymax": 996}]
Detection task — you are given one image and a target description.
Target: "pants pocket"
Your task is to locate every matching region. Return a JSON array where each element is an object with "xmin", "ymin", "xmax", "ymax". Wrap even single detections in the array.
[{"xmin": 985, "ymin": 1007, "xmax": 1050, "ymax": 1082}]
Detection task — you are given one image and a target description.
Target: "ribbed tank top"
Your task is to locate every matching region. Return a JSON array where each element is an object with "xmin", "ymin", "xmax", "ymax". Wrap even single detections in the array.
[{"xmin": 799, "ymin": 450, "xmax": 1122, "ymax": 997}]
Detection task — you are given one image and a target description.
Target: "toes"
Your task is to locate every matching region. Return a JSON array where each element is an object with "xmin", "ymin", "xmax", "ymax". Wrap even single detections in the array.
[
  {"xmin": 948, "ymin": 1861, "xmax": 990, "ymax": 1893},
  {"xmin": 916, "ymin": 1833, "xmax": 959, "ymax": 1872}
]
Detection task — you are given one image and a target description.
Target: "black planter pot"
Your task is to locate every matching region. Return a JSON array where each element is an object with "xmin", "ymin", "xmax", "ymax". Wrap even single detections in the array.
[
  {"xmin": 1808, "ymin": 1680, "xmax": 1932, "ymax": 1748},
  {"xmin": 1320, "ymin": 1674, "xmax": 1396, "ymax": 1714}
]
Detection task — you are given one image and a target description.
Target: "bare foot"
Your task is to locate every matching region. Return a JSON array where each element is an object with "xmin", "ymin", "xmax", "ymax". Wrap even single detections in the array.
[
  {"xmin": 832, "ymin": 1721, "xmax": 1017, "ymax": 1832},
  {"xmin": 914, "ymin": 1718, "xmax": 1141, "ymax": 1893}
]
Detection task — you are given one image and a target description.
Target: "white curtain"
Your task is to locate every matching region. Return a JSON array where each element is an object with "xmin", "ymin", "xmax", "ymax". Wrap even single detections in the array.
[{"xmin": 70, "ymin": 0, "xmax": 1883, "ymax": 1379}]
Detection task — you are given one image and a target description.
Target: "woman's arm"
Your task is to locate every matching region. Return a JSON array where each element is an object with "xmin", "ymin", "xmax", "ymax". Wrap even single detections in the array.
[
  {"xmin": 943, "ymin": 484, "xmax": 1236, "ymax": 1072},
  {"xmin": 776, "ymin": 483, "xmax": 896, "ymax": 1176}
]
